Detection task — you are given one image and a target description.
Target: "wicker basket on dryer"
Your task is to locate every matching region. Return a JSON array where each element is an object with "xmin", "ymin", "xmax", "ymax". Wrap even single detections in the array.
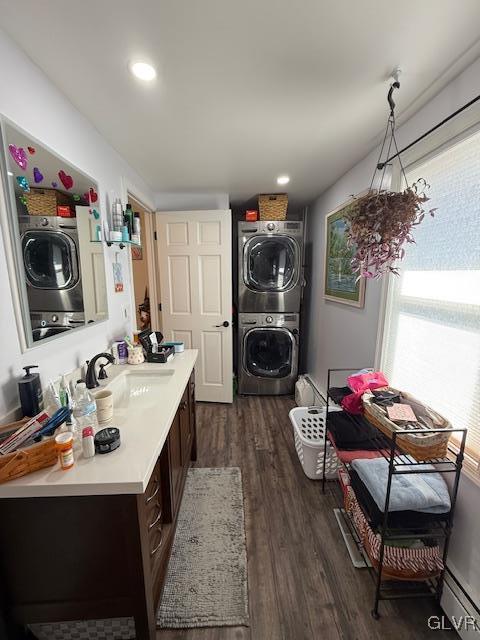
[
  {"xmin": 362, "ymin": 388, "xmax": 452, "ymax": 461},
  {"xmin": 24, "ymin": 188, "xmax": 71, "ymax": 216},
  {"xmin": 258, "ymin": 193, "xmax": 288, "ymax": 220}
]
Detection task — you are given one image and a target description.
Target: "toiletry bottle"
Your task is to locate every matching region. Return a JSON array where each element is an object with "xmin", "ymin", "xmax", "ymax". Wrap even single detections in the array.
[
  {"xmin": 125, "ymin": 204, "xmax": 134, "ymax": 239},
  {"xmin": 18, "ymin": 366, "xmax": 44, "ymax": 418},
  {"xmin": 133, "ymin": 212, "xmax": 141, "ymax": 235},
  {"xmin": 59, "ymin": 374, "xmax": 73, "ymax": 426},
  {"xmin": 59, "ymin": 375, "xmax": 69, "ymax": 408},
  {"xmin": 113, "ymin": 199, "xmax": 123, "ymax": 231},
  {"xmin": 72, "ymin": 382, "xmax": 98, "ymax": 436},
  {"xmin": 82, "ymin": 426, "xmax": 96, "ymax": 458}
]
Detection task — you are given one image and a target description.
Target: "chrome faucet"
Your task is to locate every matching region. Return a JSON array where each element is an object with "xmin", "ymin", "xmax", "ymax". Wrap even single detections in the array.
[{"xmin": 85, "ymin": 352, "xmax": 115, "ymax": 389}]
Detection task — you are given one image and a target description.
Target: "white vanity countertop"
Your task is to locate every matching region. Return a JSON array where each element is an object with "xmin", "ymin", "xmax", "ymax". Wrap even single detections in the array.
[{"xmin": 0, "ymin": 350, "xmax": 198, "ymax": 499}]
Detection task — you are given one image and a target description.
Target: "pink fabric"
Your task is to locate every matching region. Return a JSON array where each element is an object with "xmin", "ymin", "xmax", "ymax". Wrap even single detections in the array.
[
  {"xmin": 341, "ymin": 371, "xmax": 389, "ymax": 415},
  {"xmin": 336, "ymin": 448, "xmax": 385, "ymax": 464},
  {"xmin": 328, "ymin": 433, "xmax": 387, "ymax": 464}
]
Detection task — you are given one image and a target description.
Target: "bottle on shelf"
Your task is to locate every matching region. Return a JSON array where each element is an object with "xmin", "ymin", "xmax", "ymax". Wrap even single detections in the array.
[
  {"xmin": 124, "ymin": 203, "xmax": 134, "ymax": 239},
  {"xmin": 112, "ymin": 198, "xmax": 124, "ymax": 232},
  {"xmin": 133, "ymin": 212, "xmax": 141, "ymax": 235}
]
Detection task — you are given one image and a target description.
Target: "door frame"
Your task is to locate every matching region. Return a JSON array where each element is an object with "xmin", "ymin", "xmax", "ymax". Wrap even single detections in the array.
[{"xmin": 124, "ymin": 184, "xmax": 160, "ymax": 333}]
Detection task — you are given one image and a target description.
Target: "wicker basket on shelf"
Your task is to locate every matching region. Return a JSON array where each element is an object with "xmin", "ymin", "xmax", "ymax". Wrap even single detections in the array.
[
  {"xmin": 258, "ymin": 193, "xmax": 288, "ymax": 220},
  {"xmin": 0, "ymin": 418, "xmax": 58, "ymax": 484},
  {"xmin": 362, "ymin": 388, "xmax": 452, "ymax": 461},
  {"xmin": 345, "ymin": 487, "xmax": 443, "ymax": 581},
  {"xmin": 24, "ymin": 188, "xmax": 71, "ymax": 216}
]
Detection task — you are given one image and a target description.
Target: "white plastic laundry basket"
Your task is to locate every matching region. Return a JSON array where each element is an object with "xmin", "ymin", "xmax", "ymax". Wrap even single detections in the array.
[{"xmin": 289, "ymin": 406, "xmax": 340, "ymax": 480}]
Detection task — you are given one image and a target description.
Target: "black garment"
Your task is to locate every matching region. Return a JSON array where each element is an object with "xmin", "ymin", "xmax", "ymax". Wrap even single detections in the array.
[
  {"xmin": 371, "ymin": 389, "xmax": 401, "ymax": 406},
  {"xmin": 327, "ymin": 410, "xmax": 388, "ymax": 451},
  {"xmin": 328, "ymin": 386, "xmax": 351, "ymax": 405},
  {"xmin": 349, "ymin": 469, "xmax": 449, "ymax": 529}
]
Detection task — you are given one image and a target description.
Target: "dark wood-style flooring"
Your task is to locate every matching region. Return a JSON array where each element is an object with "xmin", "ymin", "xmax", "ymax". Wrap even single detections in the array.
[{"xmin": 157, "ymin": 396, "xmax": 455, "ymax": 640}]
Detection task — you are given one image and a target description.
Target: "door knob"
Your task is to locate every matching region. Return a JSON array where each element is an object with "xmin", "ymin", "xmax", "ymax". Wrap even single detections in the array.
[{"xmin": 215, "ymin": 321, "xmax": 230, "ymax": 328}]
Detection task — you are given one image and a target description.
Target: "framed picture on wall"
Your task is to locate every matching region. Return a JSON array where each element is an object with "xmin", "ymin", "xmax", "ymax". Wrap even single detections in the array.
[{"xmin": 324, "ymin": 195, "xmax": 366, "ymax": 308}]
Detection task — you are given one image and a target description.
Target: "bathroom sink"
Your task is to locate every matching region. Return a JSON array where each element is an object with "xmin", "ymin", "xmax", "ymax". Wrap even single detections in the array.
[{"xmin": 107, "ymin": 369, "xmax": 174, "ymax": 413}]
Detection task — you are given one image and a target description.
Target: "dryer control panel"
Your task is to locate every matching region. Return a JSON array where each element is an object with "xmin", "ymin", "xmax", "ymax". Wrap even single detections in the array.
[
  {"xmin": 238, "ymin": 313, "xmax": 299, "ymax": 328},
  {"xmin": 238, "ymin": 220, "xmax": 303, "ymax": 237}
]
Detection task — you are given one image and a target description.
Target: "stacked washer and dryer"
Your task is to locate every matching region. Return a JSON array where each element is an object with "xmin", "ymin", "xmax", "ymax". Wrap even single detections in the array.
[{"xmin": 237, "ymin": 219, "xmax": 303, "ymax": 395}]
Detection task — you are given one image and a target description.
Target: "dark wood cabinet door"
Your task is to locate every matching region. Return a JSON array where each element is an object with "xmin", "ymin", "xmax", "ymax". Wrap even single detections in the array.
[
  {"xmin": 189, "ymin": 372, "xmax": 197, "ymax": 461},
  {"xmin": 179, "ymin": 386, "xmax": 191, "ymax": 466},
  {"xmin": 168, "ymin": 411, "xmax": 183, "ymax": 516}
]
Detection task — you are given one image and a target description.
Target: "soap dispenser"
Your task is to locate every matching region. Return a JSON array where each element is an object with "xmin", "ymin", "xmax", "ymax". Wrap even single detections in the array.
[{"xmin": 18, "ymin": 366, "xmax": 44, "ymax": 418}]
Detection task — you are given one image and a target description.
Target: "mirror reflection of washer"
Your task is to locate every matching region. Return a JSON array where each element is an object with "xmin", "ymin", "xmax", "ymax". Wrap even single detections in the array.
[
  {"xmin": 238, "ymin": 220, "xmax": 303, "ymax": 312},
  {"xmin": 19, "ymin": 216, "xmax": 84, "ymax": 314},
  {"xmin": 238, "ymin": 313, "xmax": 299, "ymax": 395}
]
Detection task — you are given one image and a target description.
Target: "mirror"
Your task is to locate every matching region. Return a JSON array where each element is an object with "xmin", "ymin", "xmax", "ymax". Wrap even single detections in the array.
[{"xmin": 0, "ymin": 118, "xmax": 108, "ymax": 347}]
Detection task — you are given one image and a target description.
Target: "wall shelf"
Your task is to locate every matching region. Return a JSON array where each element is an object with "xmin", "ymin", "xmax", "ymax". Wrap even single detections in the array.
[{"xmin": 91, "ymin": 239, "xmax": 141, "ymax": 249}]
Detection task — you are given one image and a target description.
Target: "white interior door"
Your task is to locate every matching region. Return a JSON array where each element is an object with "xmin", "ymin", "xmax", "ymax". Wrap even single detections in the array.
[
  {"xmin": 155, "ymin": 210, "xmax": 232, "ymax": 403},
  {"xmin": 76, "ymin": 206, "xmax": 108, "ymax": 323}
]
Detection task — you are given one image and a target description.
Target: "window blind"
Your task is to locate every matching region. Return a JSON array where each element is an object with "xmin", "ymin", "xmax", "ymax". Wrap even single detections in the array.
[{"xmin": 381, "ymin": 128, "xmax": 480, "ymax": 469}]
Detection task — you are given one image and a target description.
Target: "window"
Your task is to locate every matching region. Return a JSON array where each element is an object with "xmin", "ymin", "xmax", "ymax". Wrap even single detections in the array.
[{"xmin": 380, "ymin": 127, "xmax": 480, "ymax": 471}]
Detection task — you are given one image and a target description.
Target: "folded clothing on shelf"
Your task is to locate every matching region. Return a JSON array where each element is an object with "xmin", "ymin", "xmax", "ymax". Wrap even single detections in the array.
[
  {"xmin": 351, "ymin": 457, "xmax": 451, "ymax": 514},
  {"xmin": 342, "ymin": 371, "xmax": 389, "ymax": 414},
  {"xmin": 345, "ymin": 486, "xmax": 444, "ymax": 580},
  {"xmin": 328, "ymin": 386, "xmax": 351, "ymax": 405},
  {"xmin": 327, "ymin": 410, "xmax": 389, "ymax": 451},
  {"xmin": 331, "ymin": 441, "xmax": 385, "ymax": 464},
  {"xmin": 349, "ymin": 469, "xmax": 449, "ymax": 529}
]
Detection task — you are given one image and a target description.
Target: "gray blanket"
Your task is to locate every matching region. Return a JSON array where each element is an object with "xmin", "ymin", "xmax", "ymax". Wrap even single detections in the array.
[{"xmin": 351, "ymin": 457, "xmax": 451, "ymax": 514}]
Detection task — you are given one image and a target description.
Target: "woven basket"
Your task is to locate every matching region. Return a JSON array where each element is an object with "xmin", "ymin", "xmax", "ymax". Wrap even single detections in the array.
[
  {"xmin": 24, "ymin": 188, "xmax": 71, "ymax": 216},
  {"xmin": 345, "ymin": 487, "xmax": 443, "ymax": 581},
  {"xmin": 258, "ymin": 193, "xmax": 288, "ymax": 220},
  {"xmin": 0, "ymin": 418, "xmax": 58, "ymax": 483},
  {"xmin": 362, "ymin": 389, "xmax": 452, "ymax": 461}
]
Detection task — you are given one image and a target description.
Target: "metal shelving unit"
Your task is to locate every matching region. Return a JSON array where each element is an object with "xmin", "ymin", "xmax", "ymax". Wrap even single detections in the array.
[{"xmin": 322, "ymin": 367, "xmax": 467, "ymax": 619}]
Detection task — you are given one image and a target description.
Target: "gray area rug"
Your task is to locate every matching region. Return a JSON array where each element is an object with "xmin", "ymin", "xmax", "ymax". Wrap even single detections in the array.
[{"xmin": 157, "ymin": 466, "xmax": 249, "ymax": 629}]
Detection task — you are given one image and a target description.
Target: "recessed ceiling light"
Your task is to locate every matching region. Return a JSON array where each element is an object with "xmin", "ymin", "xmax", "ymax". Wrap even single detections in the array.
[
  {"xmin": 277, "ymin": 175, "xmax": 290, "ymax": 186},
  {"xmin": 130, "ymin": 61, "xmax": 157, "ymax": 82}
]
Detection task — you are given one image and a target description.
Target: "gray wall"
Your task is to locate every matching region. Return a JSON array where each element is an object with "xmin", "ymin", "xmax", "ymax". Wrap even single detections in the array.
[
  {"xmin": 303, "ymin": 54, "xmax": 480, "ymax": 608},
  {"xmin": 304, "ymin": 146, "xmax": 384, "ymax": 394}
]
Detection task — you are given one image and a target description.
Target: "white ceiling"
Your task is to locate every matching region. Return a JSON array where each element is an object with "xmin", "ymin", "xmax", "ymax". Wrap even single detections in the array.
[{"xmin": 1, "ymin": 0, "xmax": 480, "ymax": 204}]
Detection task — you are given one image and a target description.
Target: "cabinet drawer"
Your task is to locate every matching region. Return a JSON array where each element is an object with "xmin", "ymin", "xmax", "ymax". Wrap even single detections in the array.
[
  {"xmin": 145, "ymin": 462, "xmax": 161, "ymax": 510},
  {"xmin": 148, "ymin": 510, "xmax": 164, "ymax": 565}
]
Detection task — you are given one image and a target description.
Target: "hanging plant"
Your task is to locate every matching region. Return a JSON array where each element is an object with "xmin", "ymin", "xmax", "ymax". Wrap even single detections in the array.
[
  {"xmin": 344, "ymin": 180, "xmax": 436, "ymax": 279},
  {"xmin": 346, "ymin": 75, "xmax": 437, "ymax": 279}
]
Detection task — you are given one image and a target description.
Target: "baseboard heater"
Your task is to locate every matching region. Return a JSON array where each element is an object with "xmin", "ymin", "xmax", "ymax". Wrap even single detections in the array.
[{"xmin": 441, "ymin": 568, "xmax": 480, "ymax": 638}]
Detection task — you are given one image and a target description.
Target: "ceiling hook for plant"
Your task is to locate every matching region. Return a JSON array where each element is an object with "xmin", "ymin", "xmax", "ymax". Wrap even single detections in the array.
[{"xmin": 387, "ymin": 67, "xmax": 402, "ymax": 116}]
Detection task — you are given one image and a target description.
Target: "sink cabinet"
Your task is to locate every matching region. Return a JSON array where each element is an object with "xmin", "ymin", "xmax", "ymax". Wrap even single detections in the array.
[{"xmin": 0, "ymin": 371, "xmax": 196, "ymax": 640}]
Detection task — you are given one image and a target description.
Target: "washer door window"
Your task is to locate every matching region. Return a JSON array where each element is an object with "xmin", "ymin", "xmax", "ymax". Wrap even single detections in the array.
[
  {"xmin": 22, "ymin": 231, "xmax": 79, "ymax": 290},
  {"xmin": 244, "ymin": 328, "xmax": 293, "ymax": 378},
  {"xmin": 244, "ymin": 235, "xmax": 298, "ymax": 292}
]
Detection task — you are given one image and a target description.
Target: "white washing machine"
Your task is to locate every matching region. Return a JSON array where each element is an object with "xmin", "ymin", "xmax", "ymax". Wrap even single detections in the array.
[{"xmin": 238, "ymin": 312, "xmax": 299, "ymax": 395}]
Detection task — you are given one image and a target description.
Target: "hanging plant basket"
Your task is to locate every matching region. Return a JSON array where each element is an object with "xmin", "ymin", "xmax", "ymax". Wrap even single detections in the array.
[
  {"xmin": 347, "ymin": 76, "xmax": 438, "ymax": 279},
  {"xmin": 344, "ymin": 180, "xmax": 436, "ymax": 279}
]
